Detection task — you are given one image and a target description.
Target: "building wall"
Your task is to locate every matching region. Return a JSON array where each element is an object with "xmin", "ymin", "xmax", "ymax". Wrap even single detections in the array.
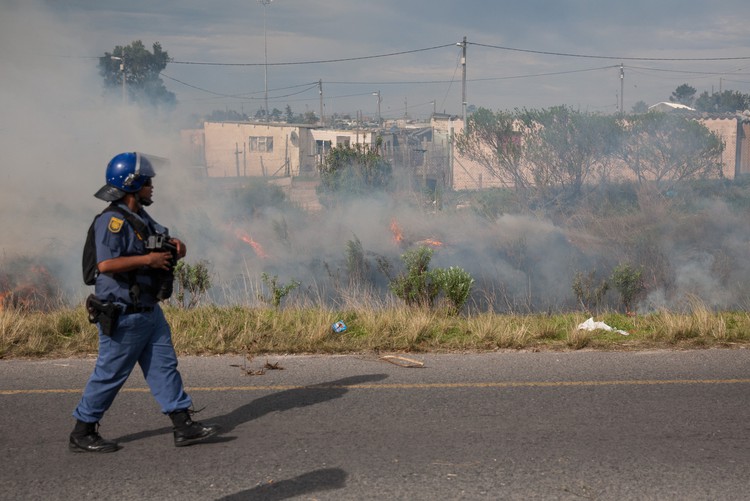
[
  {"xmin": 202, "ymin": 122, "xmax": 388, "ymax": 179},
  {"xmin": 698, "ymin": 117, "xmax": 738, "ymax": 178},
  {"xmin": 308, "ymin": 129, "xmax": 379, "ymax": 168},
  {"xmin": 203, "ymin": 121, "xmax": 311, "ymax": 178},
  {"xmin": 199, "ymin": 115, "xmax": 748, "ymax": 188},
  {"xmin": 740, "ymin": 122, "xmax": 750, "ymax": 175},
  {"xmin": 437, "ymin": 114, "xmax": 746, "ymax": 190},
  {"xmin": 432, "ymin": 116, "xmax": 507, "ymax": 190}
]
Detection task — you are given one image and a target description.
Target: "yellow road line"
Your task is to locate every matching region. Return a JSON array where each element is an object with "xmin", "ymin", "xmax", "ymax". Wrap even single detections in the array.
[{"xmin": 2, "ymin": 378, "xmax": 750, "ymax": 395}]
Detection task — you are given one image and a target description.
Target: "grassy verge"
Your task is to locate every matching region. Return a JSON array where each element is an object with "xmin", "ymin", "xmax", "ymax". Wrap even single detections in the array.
[{"xmin": 2, "ymin": 303, "xmax": 750, "ymax": 359}]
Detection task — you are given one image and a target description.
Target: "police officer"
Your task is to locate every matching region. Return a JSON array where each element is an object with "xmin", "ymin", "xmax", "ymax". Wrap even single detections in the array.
[{"xmin": 70, "ymin": 152, "xmax": 220, "ymax": 453}]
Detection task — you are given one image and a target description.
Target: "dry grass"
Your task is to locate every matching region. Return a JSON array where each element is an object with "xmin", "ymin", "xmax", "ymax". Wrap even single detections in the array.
[
  {"xmin": 2, "ymin": 300, "xmax": 750, "ymax": 359},
  {"xmin": 0, "ymin": 307, "xmax": 98, "ymax": 358}
]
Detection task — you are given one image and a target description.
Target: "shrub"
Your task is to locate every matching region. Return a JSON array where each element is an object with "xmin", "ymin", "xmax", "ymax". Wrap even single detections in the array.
[
  {"xmin": 346, "ymin": 235, "xmax": 368, "ymax": 284},
  {"xmin": 611, "ymin": 263, "xmax": 645, "ymax": 314},
  {"xmin": 259, "ymin": 272, "xmax": 301, "ymax": 309},
  {"xmin": 174, "ymin": 260, "xmax": 212, "ymax": 309},
  {"xmin": 389, "ymin": 248, "xmax": 475, "ymax": 314},
  {"xmin": 433, "ymin": 266, "xmax": 474, "ymax": 315},
  {"xmin": 572, "ymin": 270, "xmax": 609, "ymax": 314},
  {"xmin": 389, "ymin": 247, "xmax": 439, "ymax": 307}
]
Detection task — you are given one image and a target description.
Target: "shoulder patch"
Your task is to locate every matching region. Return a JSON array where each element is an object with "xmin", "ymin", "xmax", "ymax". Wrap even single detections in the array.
[{"xmin": 108, "ymin": 216, "xmax": 124, "ymax": 233}]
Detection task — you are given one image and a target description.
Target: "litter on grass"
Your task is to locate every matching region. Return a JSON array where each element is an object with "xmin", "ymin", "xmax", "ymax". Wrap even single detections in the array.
[{"xmin": 576, "ymin": 317, "xmax": 629, "ymax": 336}]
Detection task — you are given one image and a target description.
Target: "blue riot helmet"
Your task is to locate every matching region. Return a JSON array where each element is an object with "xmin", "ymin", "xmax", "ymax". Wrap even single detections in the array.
[{"xmin": 94, "ymin": 152, "xmax": 156, "ymax": 201}]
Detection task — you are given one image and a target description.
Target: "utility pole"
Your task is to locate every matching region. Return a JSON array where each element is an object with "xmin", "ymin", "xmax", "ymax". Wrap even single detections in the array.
[
  {"xmin": 459, "ymin": 36, "xmax": 467, "ymax": 128},
  {"xmin": 619, "ymin": 63, "xmax": 624, "ymax": 116},
  {"xmin": 111, "ymin": 56, "xmax": 126, "ymax": 104},
  {"xmin": 319, "ymin": 79, "xmax": 324, "ymax": 125},
  {"xmin": 259, "ymin": 0, "xmax": 272, "ymax": 121},
  {"xmin": 372, "ymin": 90, "xmax": 382, "ymax": 125}
]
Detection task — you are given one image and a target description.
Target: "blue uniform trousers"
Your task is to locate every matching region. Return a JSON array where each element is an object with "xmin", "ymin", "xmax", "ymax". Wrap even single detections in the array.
[{"xmin": 73, "ymin": 306, "xmax": 193, "ymax": 423}]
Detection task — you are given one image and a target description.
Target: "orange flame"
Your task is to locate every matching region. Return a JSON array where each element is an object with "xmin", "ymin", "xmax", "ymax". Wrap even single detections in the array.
[
  {"xmin": 417, "ymin": 238, "xmax": 444, "ymax": 248},
  {"xmin": 234, "ymin": 229, "xmax": 268, "ymax": 259},
  {"xmin": 390, "ymin": 218, "xmax": 403, "ymax": 244}
]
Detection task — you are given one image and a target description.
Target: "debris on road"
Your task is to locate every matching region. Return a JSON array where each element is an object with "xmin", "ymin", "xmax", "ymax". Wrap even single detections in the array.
[
  {"xmin": 230, "ymin": 357, "xmax": 285, "ymax": 376},
  {"xmin": 264, "ymin": 360, "xmax": 284, "ymax": 371},
  {"xmin": 379, "ymin": 355, "xmax": 425, "ymax": 368}
]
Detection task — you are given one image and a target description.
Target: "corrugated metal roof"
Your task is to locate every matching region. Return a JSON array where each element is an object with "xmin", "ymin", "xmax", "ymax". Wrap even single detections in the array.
[{"xmin": 648, "ymin": 102, "xmax": 696, "ymax": 112}]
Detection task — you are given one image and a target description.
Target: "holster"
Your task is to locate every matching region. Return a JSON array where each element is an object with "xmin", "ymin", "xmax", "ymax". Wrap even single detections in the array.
[{"xmin": 85, "ymin": 294, "xmax": 120, "ymax": 337}]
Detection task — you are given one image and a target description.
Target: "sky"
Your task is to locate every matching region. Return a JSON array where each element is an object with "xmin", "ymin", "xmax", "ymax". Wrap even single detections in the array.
[
  {"xmin": 2, "ymin": 0, "xmax": 750, "ymax": 310},
  {"xmin": 19, "ymin": 0, "xmax": 750, "ymax": 121}
]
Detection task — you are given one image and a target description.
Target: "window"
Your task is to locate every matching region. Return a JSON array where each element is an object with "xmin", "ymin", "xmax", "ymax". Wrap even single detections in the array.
[
  {"xmin": 249, "ymin": 136, "xmax": 273, "ymax": 152},
  {"xmin": 316, "ymin": 140, "xmax": 332, "ymax": 156}
]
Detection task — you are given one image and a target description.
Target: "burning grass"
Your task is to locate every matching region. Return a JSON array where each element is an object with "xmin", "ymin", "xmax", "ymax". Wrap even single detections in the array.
[
  {"xmin": 0, "ymin": 257, "xmax": 65, "ymax": 313},
  {"xmin": 2, "ymin": 301, "xmax": 750, "ymax": 359}
]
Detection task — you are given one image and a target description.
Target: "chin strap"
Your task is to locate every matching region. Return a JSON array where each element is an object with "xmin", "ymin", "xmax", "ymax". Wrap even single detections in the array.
[{"xmin": 136, "ymin": 193, "xmax": 153, "ymax": 206}]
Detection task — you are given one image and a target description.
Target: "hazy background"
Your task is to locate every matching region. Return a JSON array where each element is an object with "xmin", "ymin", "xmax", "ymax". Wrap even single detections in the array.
[
  {"xmin": 30, "ymin": 0, "xmax": 750, "ymax": 119},
  {"xmin": 2, "ymin": 0, "xmax": 750, "ymax": 312}
]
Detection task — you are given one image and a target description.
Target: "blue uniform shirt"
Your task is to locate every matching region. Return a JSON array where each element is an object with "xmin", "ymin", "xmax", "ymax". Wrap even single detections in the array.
[{"xmin": 93, "ymin": 203, "xmax": 169, "ymax": 307}]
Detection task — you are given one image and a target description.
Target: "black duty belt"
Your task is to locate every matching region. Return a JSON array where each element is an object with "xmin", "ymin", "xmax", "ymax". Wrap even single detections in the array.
[{"xmin": 122, "ymin": 305, "xmax": 155, "ymax": 314}]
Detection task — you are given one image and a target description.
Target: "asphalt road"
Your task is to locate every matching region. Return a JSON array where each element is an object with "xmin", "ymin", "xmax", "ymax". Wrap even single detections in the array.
[{"xmin": 1, "ymin": 350, "xmax": 749, "ymax": 500}]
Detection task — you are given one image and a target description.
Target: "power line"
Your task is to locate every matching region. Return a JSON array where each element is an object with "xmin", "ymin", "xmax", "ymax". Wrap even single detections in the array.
[
  {"xmin": 323, "ymin": 65, "xmax": 617, "ymax": 85},
  {"xmin": 161, "ymin": 73, "xmax": 318, "ymax": 98},
  {"xmin": 170, "ymin": 44, "xmax": 456, "ymax": 66},
  {"xmin": 468, "ymin": 65, "xmax": 619, "ymax": 82},
  {"xmin": 164, "ymin": 65, "xmax": 617, "ymax": 103},
  {"xmin": 155, "ymin": 38, "xmax": 750, "ymax": 112},
  {"xmin": 625, "ymin": 65, "xmax": 750, "ymax": 76},
  {"xmin": 469, "ymin": 42, "xmax": 750, "ymax": 61}
]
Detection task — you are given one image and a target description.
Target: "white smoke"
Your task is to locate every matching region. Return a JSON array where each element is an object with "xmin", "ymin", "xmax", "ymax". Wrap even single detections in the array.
[{"xmin": 2, "ymin": 1, "xmax": 749, "ymax": 314}]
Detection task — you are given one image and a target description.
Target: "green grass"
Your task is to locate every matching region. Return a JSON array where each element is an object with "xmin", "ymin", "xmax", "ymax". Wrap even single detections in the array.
[{"xmin": 2, "ymin": 303, "xmax": 750, "ymax": 359}]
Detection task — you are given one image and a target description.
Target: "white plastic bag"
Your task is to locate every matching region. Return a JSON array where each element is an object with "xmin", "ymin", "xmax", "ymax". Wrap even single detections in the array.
[{"xmin": 576, "ymin": 317, "xmax": 629, "ymax": 336}]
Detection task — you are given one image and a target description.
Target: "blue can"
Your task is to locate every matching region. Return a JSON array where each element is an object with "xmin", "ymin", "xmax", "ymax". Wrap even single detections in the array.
[{"xmin": 332, "ymin": 321, "xmax": 347, "ymax": 333}]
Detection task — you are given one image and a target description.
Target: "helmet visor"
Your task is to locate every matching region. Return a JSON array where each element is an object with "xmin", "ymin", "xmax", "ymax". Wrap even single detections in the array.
[{"xmin": 94, "ymin": 184, "xmax": 127, "ymax": 201}]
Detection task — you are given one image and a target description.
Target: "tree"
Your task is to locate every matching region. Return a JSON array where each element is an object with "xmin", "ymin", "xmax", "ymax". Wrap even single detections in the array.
[
  {"xmin": 518, "ymin": 106, "xmax": 624, "ymax": 208},
  {"xmin": 302, "ymin": 111, "xmax": 319, "ymax": 124},
  {"xmin": 454, "ymin": 108, "xmax": 528, "ymax": 196},
  {"xmin": 316, "ymin": 143, "xmax": 393, "ymax": 207},
  {"xmin": 631, "ymin": 101, "xmax": 649, "ymax": 114},
  {"xmin": 285, "ymin": 105, "xmax": 295, "ymax": 123},
  {"xmin": 669, "ymin": 84, "xmax": 697, "ymax": 107},
  {"xmin": 694, "ymin": 90, "xmax": 750, "ymax": 113},
  {"xmin": 205, "ymin": 109, "xmax": 249, "ymax": 122},
  {"xmin": 622, "ymin": 112, "xmax": 724, "ymax": 190},
  {"xmin": 456, "ymin": 107, "xmax": 623, "ymax": 212},
  {"xmin": 99, "ymin": 40, "xmax": 175, "ymax": 108}
]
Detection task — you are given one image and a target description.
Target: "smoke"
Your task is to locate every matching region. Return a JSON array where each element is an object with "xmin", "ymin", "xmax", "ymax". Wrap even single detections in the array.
[
  {"xmin": 0, "ymin": 2, "xmax": 189, "ymax": 299},
  {"xmin": 2, "ymin": 2, "xmax": 750, "ymax": 314}
]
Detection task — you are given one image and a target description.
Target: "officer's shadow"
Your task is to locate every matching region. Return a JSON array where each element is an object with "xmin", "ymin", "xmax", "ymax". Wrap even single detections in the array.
[{"xmin": 116, "ymin": 373, "xmax": 388, "ymax": 444}]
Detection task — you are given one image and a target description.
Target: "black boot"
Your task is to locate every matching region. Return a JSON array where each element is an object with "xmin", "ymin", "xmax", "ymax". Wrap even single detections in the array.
[
  {"xmin": 169, "ymin": 410, "xmax": 221, "ymax": 447},
  {"xmin": 69, "ymin": 420, "xmax": 120, "ymax": 453}
]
